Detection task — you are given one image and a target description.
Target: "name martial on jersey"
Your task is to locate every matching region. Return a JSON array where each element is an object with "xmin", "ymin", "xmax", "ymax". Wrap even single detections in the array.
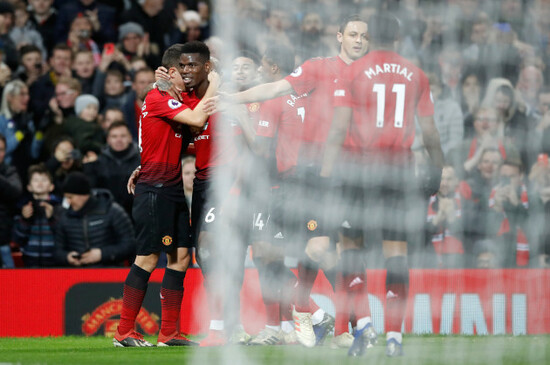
[{"xmin": 363, "ymin": 63, "xmax": 414, "ymax": 82}]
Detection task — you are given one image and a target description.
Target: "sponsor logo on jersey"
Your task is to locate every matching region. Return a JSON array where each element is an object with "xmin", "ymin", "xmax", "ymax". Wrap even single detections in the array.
[
  {"xmin": 291, "ymin": 66, "xmax": 303, "ymax": 77},
  {"xmin": 248, "ymin": 103, "xmax": 260, "ymax": 112},
  {"xmin": 162, "ymin": 235, "xmax": 173, "ymax": 246},
  {"xmin": 334, "ymin": 89, "xmax": 345, "ymax": 97},
  {"xmin": 259, "ymin": 120, "xmax": 269, "ymax": 127},
  {"xmin": 168, "ymin": 99, "xmax": 183, "ymax": 109},
  {"xmin": 307, "ymin": 220, "xmax": 318, "ymax": 231}
]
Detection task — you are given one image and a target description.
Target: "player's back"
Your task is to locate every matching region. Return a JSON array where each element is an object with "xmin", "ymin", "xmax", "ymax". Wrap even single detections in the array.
[
  {"xmin": 285, "ymin": 56, "xmax": 348, "ymax": 158},
  {"xmin": 336, "ymin": 50, "xmax": 433, "ymax": 157}
]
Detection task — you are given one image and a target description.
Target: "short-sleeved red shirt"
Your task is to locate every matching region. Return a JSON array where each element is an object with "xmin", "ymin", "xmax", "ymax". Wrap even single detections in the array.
[
  {"xmin": 250, "ymin": 93, "xmax": 306, "ymax": 177},
  {"xmin": 136, "ymin": 88, "xmax": 192, "ymax": 201},
  {"xmin": 285, "ymin": 56, "xmax": 348, "ymax": 159},
  {"xmin": 183, "ymin": 91, "xmax": 241, "ymax": 180},
  {"xmin": 334, "ymin": 50, "xmax": 434, "ymax": 158}
]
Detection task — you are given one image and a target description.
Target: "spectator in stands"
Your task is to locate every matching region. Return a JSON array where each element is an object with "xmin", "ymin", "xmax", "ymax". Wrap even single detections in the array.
[
  {"xmin": 0, "ymin": 80, "xmax": 42, "ymax": 182},
  {"xmin": 487, "ymin": 158, "xmax": 530, "ymax": 267},
  {"xmin": 527, "ymin": 154, "xmax": 550, "ymax": 267},
  {"xmin": 530, "ymin": 87, "xmax": 550, "ymax": 160},
  {"xmin": 294, "ymin": 11, "xmax": 331, "ymax": 63},
  {"xmin": 437, "ymin": 46, "xmax": 464, "ymax": 100},
  {"xmin": 72, "ymin": 50, "xmax": 99, "ymax": 94},
  {"xmin": 118, "ymin": 22, "xmax": 160, "ymax": 70},
  {"xmin": 45, "ymin": 136, "xmax": 82, "ymax": 196},
  {"xmin": 463, "ymin": 148, "xmax": 503, "ymax": 253},
  {"xmin": 447, "ymin": 106, "xmax": 519, "ymax": 179},
  {"xmin": 9, "ymin": 2, "xmax": 46, "ymax": 55},
  {"xmin": 28, "ymin": 0, "xmax": 57, "ymax": 55},
  {"xmin": 0, "ymin": 2, "xmax": 22, "ymax": 71},
  {"xmin": 66, "ymin": 16, "xmax": 101, "ymax": 65},
  {"xmin": 41, "ymin": 76, "xmax": 81, "ymax": 153},
  {"xmin": 255, "ymin": 7, "xmax": 293, "ymax": 55},
  {"xmin": 29, "ymin": 43, "xmax": 73, "ymax": 125},
  {"xmin": 482, "ymin": 78, "xmax": 529, "ymax": 166},
  {"xmin": 54, "ymin": 171, "xmax": 134, "ymax": 267},
  {"xmin": 473, "ymin": 239, "xmax": 499, "ymax": 268},
  {"xmin": 425, "ymin": 165, "xmax": 470, "ymax": 268},
  {"xmin": 460, "ymin": 67, "xmax": 486, "ymax": 138},
  {"xmin": 516, "ymin": 65, "xmax": 544, "ymax": 117},
  {"xmin": 62, "ymin": 94, "xmax": 104, "ymax": 155},
  {"xmin": 121, "ymin": 67, "xmax": 154, "ymax": 140},
  {"xmin": 13, "ymin": 45, "xmax": 45, "ymax": 87},
  {"xmin": 83, "ymin": 121, "xmax": 139, "ymax": 215},
  {"xmin": 120, "ymin": 0, "xmax": 175, "ymax": 53},
  {"xmin": 427, "ymin": 72, "xmax": 464, "ymax": 155},
  {"xmin": 172, "ymin": 10, "xmax": 206, "ymax": 44},
  {"xmin": 55, "ymin": 0, "xmax": 116, "ymax": 46},
  {"xmin": 0, "ymin": 133, "xmax": 22, "ymax": 268},
  {"xmin": 12, "ymin": 163, "xmax": 61, "ymax": 267},
  {"xmin": 99, "ymin": 106, "xmax": 125, "ymax": 134},
  {"xmin": 497, "ymin": 0, "xmax": 525, "ymax": 36}
]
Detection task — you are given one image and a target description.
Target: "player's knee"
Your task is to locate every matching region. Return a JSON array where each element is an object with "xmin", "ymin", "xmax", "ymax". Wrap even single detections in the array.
[
  {"xmin": 134, "ymin": 253, "xmax": 160, "ymax": 272},
  {"xmin": 167, "ymin": 249, "xmax": 191, "ymax": 271}
]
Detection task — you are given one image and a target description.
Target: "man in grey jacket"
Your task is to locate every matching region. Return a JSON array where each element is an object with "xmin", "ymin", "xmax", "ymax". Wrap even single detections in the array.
[{"xmin": 54, "ymin": 171, "xmax": 135, "ymax": 267}]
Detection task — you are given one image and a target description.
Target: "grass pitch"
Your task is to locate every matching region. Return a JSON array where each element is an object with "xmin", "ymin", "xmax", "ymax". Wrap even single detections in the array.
[{"xmin": 0, "ymin": 335, "xmax": 548, "ymax": 365}]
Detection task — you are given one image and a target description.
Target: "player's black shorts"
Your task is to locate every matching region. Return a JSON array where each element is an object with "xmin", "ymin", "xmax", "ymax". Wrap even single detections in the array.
[
  {"xmin": 295, "ymin": 165, "xmax": 333, "ymax": 240},
  {"xmin": 335, "ymin": 156, "xmax": 422, "ymax": 242},
  {"xmin": 192, "ymin": 177, "xmax": 251, "ymax": 246},
  {"xmin": 251, "ymin": 178, "xmax": 303, "ymax": 246},
  {"xmin": 133, "ymin": 192, "xmax": 192, "ymax": 256}
]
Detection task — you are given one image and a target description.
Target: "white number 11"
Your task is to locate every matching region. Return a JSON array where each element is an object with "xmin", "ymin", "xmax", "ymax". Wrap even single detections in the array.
[{"xmin": 372, "ymin": 83, "xmax": 405, "ymax": 128}]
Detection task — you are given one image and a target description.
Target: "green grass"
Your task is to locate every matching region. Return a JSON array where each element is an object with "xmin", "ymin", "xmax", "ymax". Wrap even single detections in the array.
[{"xmin": 0, "ymin": 335, "xmax": 548, "ymax": 365}]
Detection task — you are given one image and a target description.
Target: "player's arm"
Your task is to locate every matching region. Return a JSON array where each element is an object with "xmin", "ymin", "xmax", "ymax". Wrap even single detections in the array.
[
  {"xmin": 417, "ymin": 115, "xmax": 444, "ymax": 169},
  {"xmin": 172, "ymin": 72, "xmax": 220, "ymax": 127},
  {"xmin": 320, "ymin": 106, "xmax": 353, "ymax": 177},
  {"xmin": 204, "ymin": 79, "xmax": 295, "ymax": 114}
]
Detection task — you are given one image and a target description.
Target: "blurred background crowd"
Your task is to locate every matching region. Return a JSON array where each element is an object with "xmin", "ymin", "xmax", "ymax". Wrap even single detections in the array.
[{"xmin": 0, "ymin": 0, "xmax": 549, "ymax": 270}]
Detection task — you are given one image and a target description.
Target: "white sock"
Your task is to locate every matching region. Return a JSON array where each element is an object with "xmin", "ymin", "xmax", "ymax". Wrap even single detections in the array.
[
  {"xmin": 357, "ymin": 316, "xmax": 372, "ymax": 331},
  {"xmin": 281, "ymin": 321, "xmax": 294, "ymax": 333},
  {"xmin": 386, "ymin": 331, "xmax": 402, "ymax": 344},
  {"xmin": 210, "ymin": 320, "xmax": 224, "ymax": 331},
  {"xmin": 311, "ymin": 308, "xmax": 325, "ymax": 325},
  {"xmin": 266, "ymin": 325, "xmax": 281, "ymax": 332}
]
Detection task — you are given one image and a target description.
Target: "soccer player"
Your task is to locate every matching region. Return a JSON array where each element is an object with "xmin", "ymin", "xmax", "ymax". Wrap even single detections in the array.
[
  {"xmin": 244, "ymin": 44, "xmax": 306, "ymax": 346},
  {"xmin": 321, "ymin": 13, "xmax": 444, "ymax": 357},
  {"xmin": 114, "ymin": 42, "xmax": 219, "ymax": 347},
  {"xmin": 206, "ymin": 14, "xmax": 369, "ymax": 349}
]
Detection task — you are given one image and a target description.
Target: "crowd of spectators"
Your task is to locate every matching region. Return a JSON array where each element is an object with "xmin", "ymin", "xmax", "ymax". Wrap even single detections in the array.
[{"xmin": 0, "ymin": 0, "xmax": 549, "ymax": 269}]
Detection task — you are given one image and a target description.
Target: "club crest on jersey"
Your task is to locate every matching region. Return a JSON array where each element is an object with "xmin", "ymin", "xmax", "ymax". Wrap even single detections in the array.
[
  {"xmin": 168, "ymin": 99, "xmax": 182, "ymax": 109},
  {"xmin": 307, "ymin": 220, "xmax": 318, "ymax": 231},
  {"xmin": 248, "ymin": 103, "xmax": 260, "ymax": 112},
  {"xmin": 162, "ymin": 235, "xmax": 173, "ymax": 246},
  {"xmin": 291, "ymin": 66, "xmax": 303, "ymax": 77}
]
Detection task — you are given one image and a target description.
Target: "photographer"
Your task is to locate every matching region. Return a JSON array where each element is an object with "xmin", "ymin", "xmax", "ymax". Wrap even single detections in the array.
[
  {"xmin": 487, "ymin": 158, "xmax": 530, "ymax": 267},
  {"xmin": 13, "ymin": 164, "xmax": 61, "ymax": 267},
  {"xmin": 45, "ymin": 137, "xmax": 83, "ymax": 196},
  {"xmin": 527, "ymin": 154, "xmax": 550, "ymax": 267}
]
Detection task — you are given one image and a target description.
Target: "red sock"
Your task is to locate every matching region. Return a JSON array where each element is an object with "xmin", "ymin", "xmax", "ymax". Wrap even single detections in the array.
[
  {"xmin": 295, "ymin": 261, "xmax": 318, "ymax": 312},
  {"xmin": 118, "ymin": 265, "xmax": 151, "ymax": 335},
  {"xmin": 385, "ymin": 283, "xmax": 408, "ymax": 332},
  {"xmin": 265, "ymin": 301, "xmax": 280, "ymax": 327},
  {"xmin": 334, "ymin": 272, "xmax": 350, "ymax": 336},
  {"xmin": 281, "ymin": 276, "xmax": 296, "ymax": 321},
  {"xmin": 160, "ymin": 269, "xmax": 185, "ymax": 336}
]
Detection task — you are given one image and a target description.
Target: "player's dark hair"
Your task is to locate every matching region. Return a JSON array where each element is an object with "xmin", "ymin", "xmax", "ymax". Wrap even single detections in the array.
[
  {"xmin": 162, "ymin": 43, "xmax": 185, "ymax": 69},
  {"xmin": 233, "ymin": 49, "xmax": 260, "ymax": 66},
  {"xmin": 27, "ymin": 163, "xmax": 53, "ymax": 184},
  {"xmin": 181, "ymin": 41, "xmax": 210, "ymax": 63},
  {"xmin": 338, "ymin": 14, "xmax": 367, "ymax": 34},
  {"xmin": 368, "ymin": 13, "xmax": 400, "ymax": 45},
  {"xmin": 263, "ymin": 44, "xmax": 295, "ymax": 75},
  {"xmin": 50, "ymin": 43, "xmax": 73, "ymax": 60}
]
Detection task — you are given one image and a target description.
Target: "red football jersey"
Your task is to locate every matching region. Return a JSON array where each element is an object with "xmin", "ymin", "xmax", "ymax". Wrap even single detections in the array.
[
  {"xmin": 251, "ymin": 93, "xmax": 306, "ymax": 176},
  {"xmin": 285, "ymin": 56, "xmax": 348, "ymax": 157},
  {"xmin": 136, "ymin": 88, "xmax": 191, "ymax": 200},
  {"xmin": 334, "ymin": 50, "xmax": 434, "ymax": 156},
  {"xmin": 183, "ymin": 91, "xmax": 241, "ymax": 180}
]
